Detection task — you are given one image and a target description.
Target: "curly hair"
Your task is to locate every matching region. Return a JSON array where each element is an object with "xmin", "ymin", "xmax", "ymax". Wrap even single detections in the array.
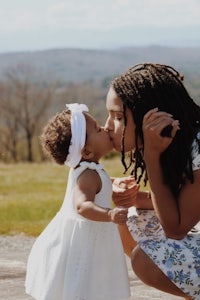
[
  {"xmin": 111, "ymin": 63, "xmax": 200, "ymax": 197},
  {"xmin": 40, "ymin": 110, "xmax": 72, "ymax": 165}
]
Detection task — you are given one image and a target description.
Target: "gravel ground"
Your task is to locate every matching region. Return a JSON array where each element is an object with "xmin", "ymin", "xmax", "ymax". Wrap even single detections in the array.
[{"xmin": 0, "ymin": 235, "xmax": 183, "ymax": 300}]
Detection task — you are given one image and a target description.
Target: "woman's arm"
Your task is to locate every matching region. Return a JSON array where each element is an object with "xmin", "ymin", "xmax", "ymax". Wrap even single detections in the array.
[
  {"xmin": 143, "ymin": 109, "xmax": 200, "ymax": 239},
  {"xmin": 145, "ymin": 152, "xmax": 200, "ymax": 239}
]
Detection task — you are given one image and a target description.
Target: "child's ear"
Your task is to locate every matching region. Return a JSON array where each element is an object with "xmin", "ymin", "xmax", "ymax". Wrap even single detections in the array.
[{"xmin": 81, "ymin": 147, "xmax": 94, "ymax": 159}]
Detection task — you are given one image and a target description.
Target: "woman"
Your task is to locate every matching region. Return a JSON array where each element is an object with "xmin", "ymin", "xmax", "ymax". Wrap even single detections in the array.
[{"xmin": 105, "ymin": 63, "xmax": 200, "ymax": 300}]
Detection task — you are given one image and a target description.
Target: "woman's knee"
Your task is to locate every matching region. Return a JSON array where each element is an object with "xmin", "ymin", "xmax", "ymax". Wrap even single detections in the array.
[
  {"xmin": 132, "ymin": 246, "xmax": 169, "ymax": 287},
  {"xmin": 131, "ymin": 247, "xmax": 190, "ymax": 298}
]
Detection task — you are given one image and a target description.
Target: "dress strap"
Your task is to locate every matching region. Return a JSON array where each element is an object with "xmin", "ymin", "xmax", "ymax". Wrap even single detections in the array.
[{"xmin": 79, "ymin": 161, "xmax": 104, "ymax": 170}]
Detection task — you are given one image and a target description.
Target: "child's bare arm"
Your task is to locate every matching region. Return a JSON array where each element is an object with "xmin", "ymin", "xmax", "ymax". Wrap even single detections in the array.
[{"xmin": 74, "ymin": 169, "xmax": 128, "ymax": 224}]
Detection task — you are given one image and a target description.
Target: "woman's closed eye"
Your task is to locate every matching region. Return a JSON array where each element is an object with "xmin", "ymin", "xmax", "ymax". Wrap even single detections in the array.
[
  {"xmin": 114, "ymin": 113, "xmax": 124, "ymax": 121},
  {"xmin": 114, "ymin": 116, "xmax": 122, "ymax": 121}
]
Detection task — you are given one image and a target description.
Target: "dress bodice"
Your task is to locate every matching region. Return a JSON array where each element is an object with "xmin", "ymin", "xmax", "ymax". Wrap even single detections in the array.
[{"xmin": 60, "ymin": 161, "xmax": 112, "ymax": 218}]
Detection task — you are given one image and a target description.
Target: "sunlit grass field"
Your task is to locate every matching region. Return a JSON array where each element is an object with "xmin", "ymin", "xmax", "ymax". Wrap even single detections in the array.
[{"xmin": 0, "ymin": 159, "xmax": 147, "ymax": 236}]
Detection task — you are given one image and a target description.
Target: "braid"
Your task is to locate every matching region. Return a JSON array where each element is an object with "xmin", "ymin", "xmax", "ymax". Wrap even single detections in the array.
[
  {"xmin": 121, "ymin": 103, "xmax": 128, "ymax": 172},
  {"xmin": 112, "ymin": 63, "xmax": 200, "ymax": 197}
]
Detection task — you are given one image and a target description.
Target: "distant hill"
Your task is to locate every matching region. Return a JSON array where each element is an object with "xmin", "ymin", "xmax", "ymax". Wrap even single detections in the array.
[{"xmin": 0, "ymin": 46, "xmax": 200, "ymax": 83}]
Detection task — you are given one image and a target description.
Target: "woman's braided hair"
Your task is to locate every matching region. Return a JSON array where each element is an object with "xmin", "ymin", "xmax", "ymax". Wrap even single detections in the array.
[
  {"xmin": 112, "ymin": 63, "xmax": 200, "ymax": 197},
  {"xmin": 40, "ymin": 110, "xmax": 72, "ymax": 164}
]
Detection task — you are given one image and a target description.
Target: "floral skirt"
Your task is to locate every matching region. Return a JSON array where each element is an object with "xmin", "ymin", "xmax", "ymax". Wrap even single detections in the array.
[{"xmin": 127, "ymin": 207, "xmax": 200, "ymax": 299}]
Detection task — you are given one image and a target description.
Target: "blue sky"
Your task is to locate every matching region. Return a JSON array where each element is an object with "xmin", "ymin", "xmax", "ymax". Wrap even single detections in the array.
[{"xmin": 1, "ymin": 0, "xmax": 200, "ymax": 53}]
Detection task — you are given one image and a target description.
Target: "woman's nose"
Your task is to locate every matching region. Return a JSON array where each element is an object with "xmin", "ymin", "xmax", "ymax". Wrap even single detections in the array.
[{"xmin": 104, "ymin": 117, "xmax": 113, "ymax": 132}]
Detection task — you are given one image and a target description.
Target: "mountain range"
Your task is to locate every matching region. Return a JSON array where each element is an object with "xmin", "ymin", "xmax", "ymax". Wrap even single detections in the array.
[{"xmin": 0, "ymin": 46, "xmax": 199, "ymax": 83}]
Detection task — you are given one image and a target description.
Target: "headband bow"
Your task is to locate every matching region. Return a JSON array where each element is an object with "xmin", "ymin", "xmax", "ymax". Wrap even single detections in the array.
[{"xmin": 64, "ymin": 103, "xmax": 89, "ymax": 168}]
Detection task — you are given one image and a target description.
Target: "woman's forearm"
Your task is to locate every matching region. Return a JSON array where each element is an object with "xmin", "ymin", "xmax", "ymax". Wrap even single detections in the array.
[
  {"xmin": 135, "ymin": 191, "xmax": 154, "ymax": 209},
  {"xmin": 145, "ymin": 154, "xmax": 181, "ymax": 237}
]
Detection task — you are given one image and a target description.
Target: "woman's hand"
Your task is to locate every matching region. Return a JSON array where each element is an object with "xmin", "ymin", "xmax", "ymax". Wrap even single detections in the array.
[
  {"xmin": 142, "ymin": 108, "xmax": 180, "ymax": 156},
  {"xmin": 112, "ymin": 177, "xmax": 140, "ymax": 208}
]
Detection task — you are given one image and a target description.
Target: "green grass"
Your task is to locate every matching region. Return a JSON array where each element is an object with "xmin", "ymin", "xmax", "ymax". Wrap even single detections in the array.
[
  {"xmin": 0, "ymin": 158, "xmax": 125, "ymax": 236},
  {"xmin": 0, "ymin": 158, "xmax": 146, "ymax": 236},
  {"xmin": 0, "ymin": 163, "xmax": 67, "ymax": 236}
]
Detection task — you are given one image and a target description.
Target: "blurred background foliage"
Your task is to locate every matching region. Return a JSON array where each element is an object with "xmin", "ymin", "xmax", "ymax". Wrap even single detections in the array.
[{"xmin": 0, "ymin": 47, "xmax": 200, "ymax": 163}]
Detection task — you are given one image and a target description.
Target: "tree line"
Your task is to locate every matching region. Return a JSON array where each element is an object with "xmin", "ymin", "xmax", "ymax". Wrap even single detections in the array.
[
  {"xmin": 0, "ymin": 64, "xmax": 109, "ymax": 163},
  {"xmin": 0, "ymin": 63, "xmax": 199, "ymax": 163}
]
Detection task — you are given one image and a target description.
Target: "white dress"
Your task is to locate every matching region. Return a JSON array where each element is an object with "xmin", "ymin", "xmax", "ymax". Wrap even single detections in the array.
[
  {"xmin": 127, "ymin": 137, "xmax": 200, "ymax": 299},
  {"xmin": 25, "ymin": 161, "xmax": 130, "ymax": 300}
]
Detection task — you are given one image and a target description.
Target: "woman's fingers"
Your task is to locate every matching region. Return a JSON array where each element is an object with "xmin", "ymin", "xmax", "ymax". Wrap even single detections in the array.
[
  {"xmin": 143, "ymin": 108, "xmax": 172, "ymax": 123},
  {"xmin": 143, "ymin": 108, "xmax": 180, "ymax": 138},
  {"xmin": 171, "ymin": 120, "xmax": 180, "ymax": 138},
  {"xmin": 142, "ymin": 108, "xmax": 180, "ymax": 154},
  {"xmin": 112, "ymin": 186, "xmax": 139, "ymax": 208}
]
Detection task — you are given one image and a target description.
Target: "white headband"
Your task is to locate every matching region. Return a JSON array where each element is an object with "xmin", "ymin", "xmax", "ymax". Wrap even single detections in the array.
[{"xmin": 64, "ymin": 103, "xmax": 89, "ymax": 168}]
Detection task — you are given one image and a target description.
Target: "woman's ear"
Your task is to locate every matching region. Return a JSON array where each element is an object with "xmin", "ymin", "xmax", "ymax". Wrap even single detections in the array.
[{"xmin": 81, "ymin": 147, "xmax": 94, "ymax": 160}]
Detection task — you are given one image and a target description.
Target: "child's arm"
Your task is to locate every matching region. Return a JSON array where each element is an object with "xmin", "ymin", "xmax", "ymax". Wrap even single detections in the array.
[{"xmin": 74, "ymin": 169, "xmax": 128, "ymax": 224}]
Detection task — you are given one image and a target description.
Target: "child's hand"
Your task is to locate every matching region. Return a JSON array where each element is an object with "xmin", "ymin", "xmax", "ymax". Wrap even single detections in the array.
[
  {"xmin": 112, "ymin": 177, "xmax": 140, "ymax": 208},
  {"xmin": 108, "ymin": 207, "xmax": 128, "ymax": 224}
]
